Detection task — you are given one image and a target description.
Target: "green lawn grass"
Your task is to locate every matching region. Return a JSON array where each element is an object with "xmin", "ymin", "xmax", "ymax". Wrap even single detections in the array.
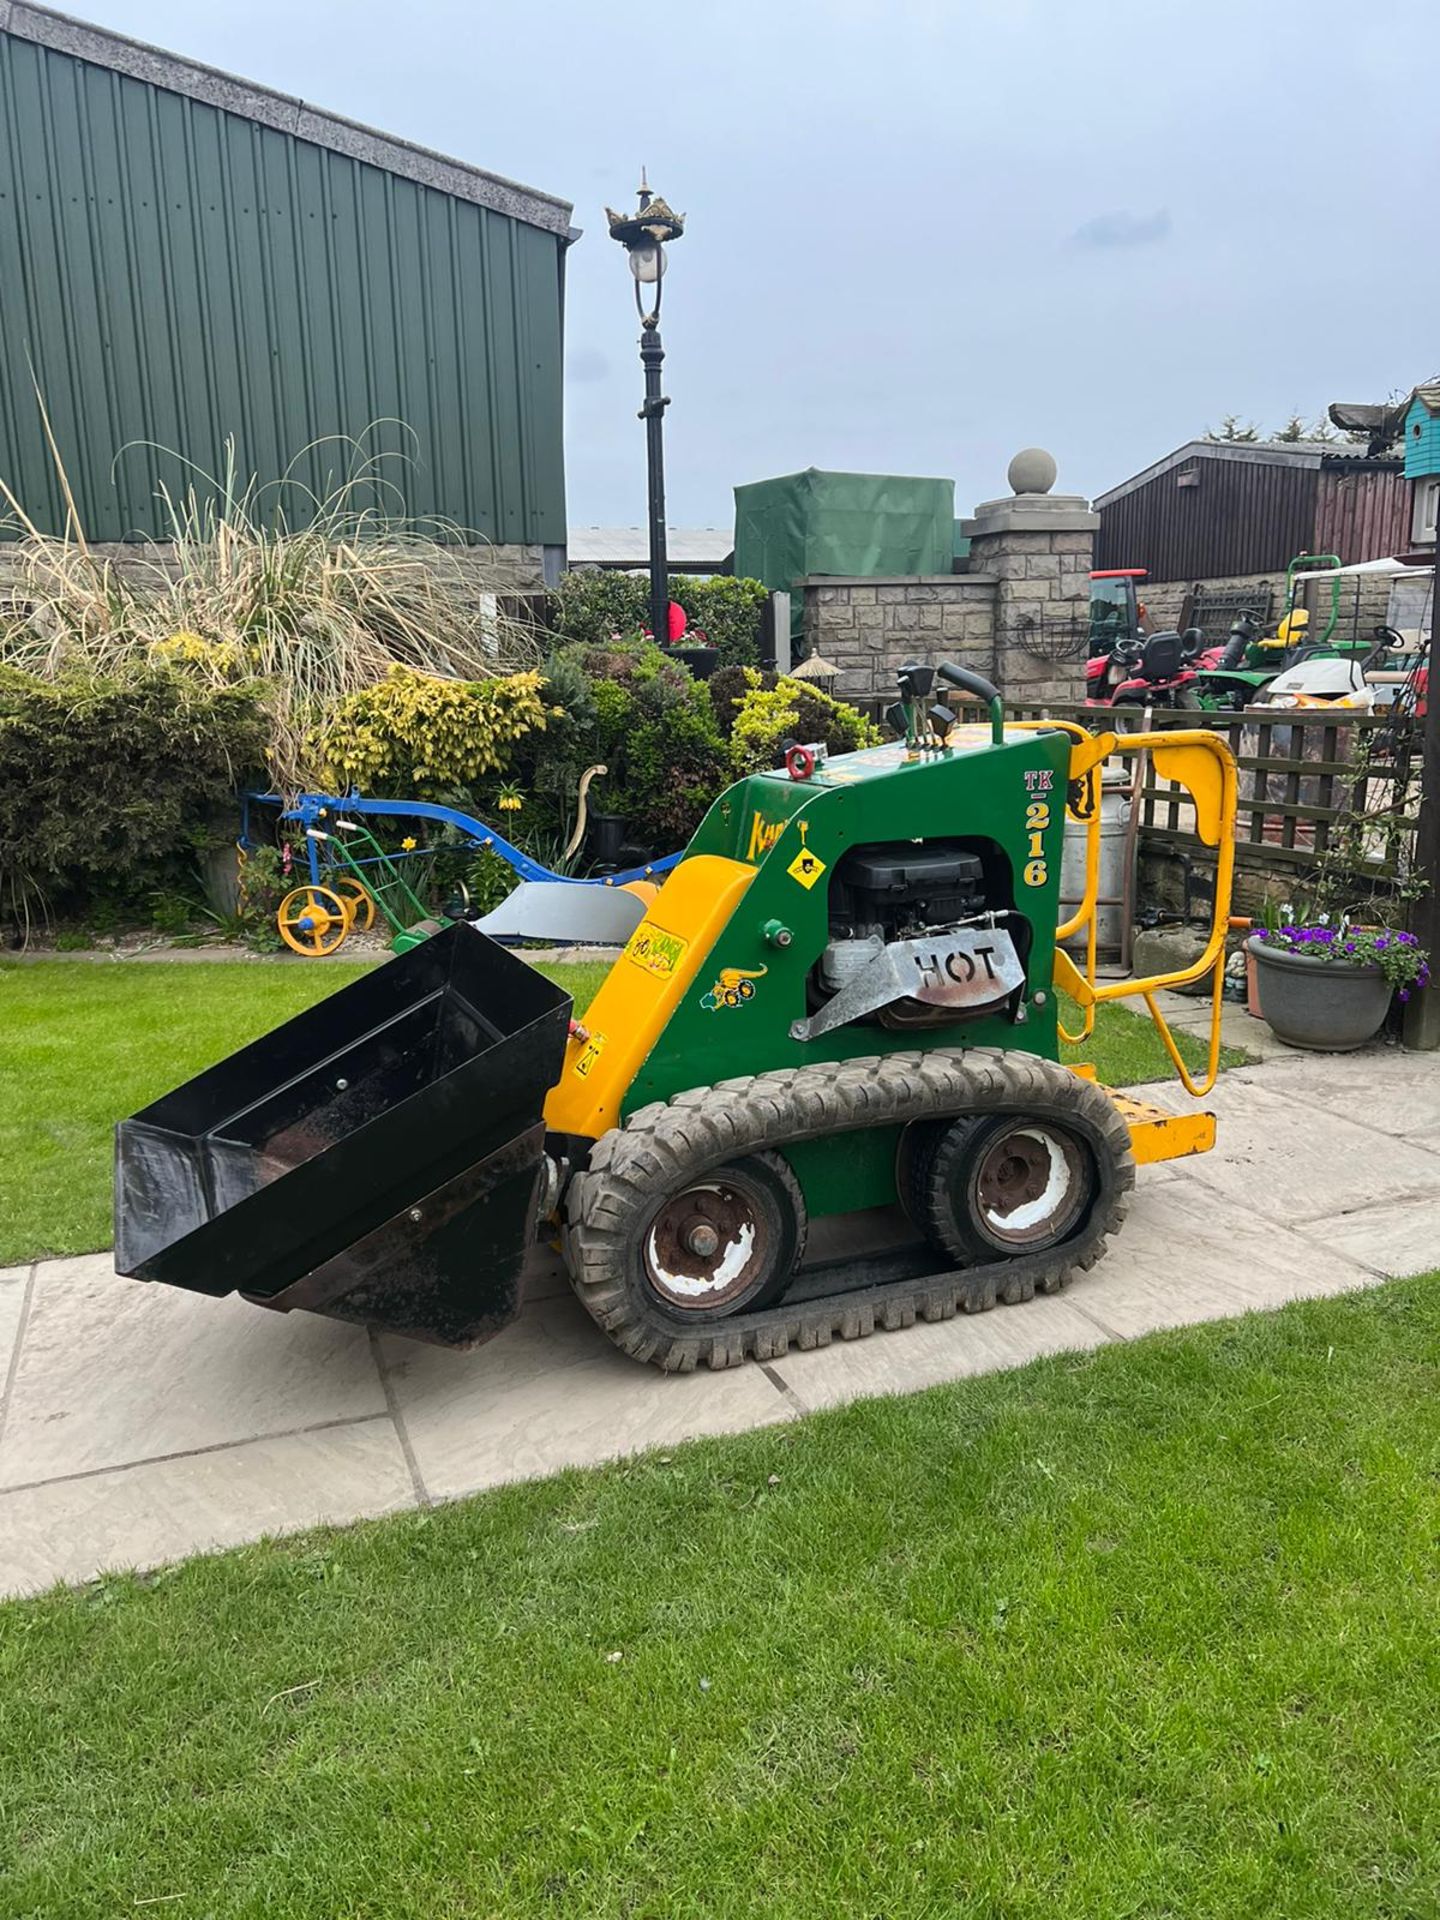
[
  {"xmin": 3, "ymin": 1276, "xmax": 1437, "ymax": 1917},
  {"xmin": 0, "ymin": 959, "xmax": 1244, "ymax": 1267}
]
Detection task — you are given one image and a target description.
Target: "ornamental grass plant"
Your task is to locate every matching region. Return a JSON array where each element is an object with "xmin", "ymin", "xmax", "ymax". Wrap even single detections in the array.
[{"xmin": 0, "ymin": 428, "xmax": 542, "ymax": 793}]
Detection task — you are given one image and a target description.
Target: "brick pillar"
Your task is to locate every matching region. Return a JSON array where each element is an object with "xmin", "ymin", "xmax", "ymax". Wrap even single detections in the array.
[{"xmin": 959, "ymin": 449, "xmax": 1099, "ymax": 706}]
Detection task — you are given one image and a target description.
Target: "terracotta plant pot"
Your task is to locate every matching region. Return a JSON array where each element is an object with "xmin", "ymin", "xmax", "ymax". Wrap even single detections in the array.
[
  {"xmin": 1246, "ymin": 935, "xmax": 1391, "ymax": 1051},
  {"xmin": 1244, "ymin": 946, "xmax": 1262, "ymax": 1019}
]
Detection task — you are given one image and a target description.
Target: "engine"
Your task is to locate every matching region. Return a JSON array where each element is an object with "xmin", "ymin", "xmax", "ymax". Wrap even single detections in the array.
[{"xmin": 814, "ymin": 839, "xmax": 1030, "ymax": 1032}]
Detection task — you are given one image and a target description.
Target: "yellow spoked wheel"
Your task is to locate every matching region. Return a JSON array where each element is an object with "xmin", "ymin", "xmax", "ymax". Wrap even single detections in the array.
[
  {"xmin": 330, "ymin": 877, "xmax": 376, "ymax": 933},
  {"xmin": 277, "ymin": 885, "xmax": 352, "ymax": 957}
]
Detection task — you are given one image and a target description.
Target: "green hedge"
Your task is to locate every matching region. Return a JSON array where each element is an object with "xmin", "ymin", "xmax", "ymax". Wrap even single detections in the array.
[
  {"xmin": 0, "ymin": 665, "xmax": 268, "ymax": 930},
  {"xmin": 709, "ymin": 666, "xmax": 884, "ymax": 772},
  {"xmin": 0, "ymin": 632, "xmax": 881, "ymax": 938},
  {"xmin": 550, "ymin": 572, "xmax": 767, "ymax": 668}
]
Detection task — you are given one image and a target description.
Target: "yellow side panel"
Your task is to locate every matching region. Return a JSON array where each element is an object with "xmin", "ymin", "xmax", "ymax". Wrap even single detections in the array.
[
  {"xmin": 1151, "ymin": 742, "xmax": 1225, "ymax": 846},
  {"xmin": 543, "ymin": 855, "xmax": 756, "ymax": 1141},
  {"xmin": 1110, "ymin": 1092, "xmax": 1216, "ymax": 1165}
]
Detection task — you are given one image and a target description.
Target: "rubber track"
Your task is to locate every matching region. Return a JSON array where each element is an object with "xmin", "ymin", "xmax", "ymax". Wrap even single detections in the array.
[{"xmin": 561, "ymin": 1049, "xmax": 1136, "ymax": 1373}]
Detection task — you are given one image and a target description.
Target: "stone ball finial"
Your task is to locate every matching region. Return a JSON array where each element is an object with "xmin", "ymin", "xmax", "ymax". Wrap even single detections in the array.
[{"xmin": 1007, "ymin": 447, "xmax": 1057, "ymax": 496}]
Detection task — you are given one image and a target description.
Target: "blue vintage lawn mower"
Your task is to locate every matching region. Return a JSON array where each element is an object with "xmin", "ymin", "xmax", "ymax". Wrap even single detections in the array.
[{"xmin": 242, "ymin": 787, "xmax": 680, "ymax": 955}]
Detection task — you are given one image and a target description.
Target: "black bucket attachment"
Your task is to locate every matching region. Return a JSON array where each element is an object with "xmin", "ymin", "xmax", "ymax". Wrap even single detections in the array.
[{"xmin": 115, "ymin": 925, "xmax": 572, "ymax": 1347}]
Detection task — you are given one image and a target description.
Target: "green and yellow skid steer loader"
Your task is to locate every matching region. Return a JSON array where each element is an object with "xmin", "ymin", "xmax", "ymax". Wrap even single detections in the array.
[{"xmin": 115, "ymin": 665, "xmax": 1236, "ymax": 1371}]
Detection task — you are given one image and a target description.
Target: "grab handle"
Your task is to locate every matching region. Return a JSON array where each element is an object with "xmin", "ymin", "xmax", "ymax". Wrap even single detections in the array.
[{"xmin": 936, "ymin": 663, "xmax": 1005, "ymax": 744}]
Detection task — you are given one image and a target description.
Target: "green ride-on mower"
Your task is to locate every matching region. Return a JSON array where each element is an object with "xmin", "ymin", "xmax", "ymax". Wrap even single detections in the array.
[
  {"xmin": 115, "ymin": 663, "xmax": 1236, "ymax": 1372},
  {"xmin": 1186, "ymin": 554, "xmax": 1382, "ymax": 712}
]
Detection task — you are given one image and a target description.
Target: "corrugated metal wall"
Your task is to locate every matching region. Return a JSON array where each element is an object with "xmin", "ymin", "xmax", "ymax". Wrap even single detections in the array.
[
  {"xmin": 0, "ymin": 31, "xmax": 566, "ymax": 544},
  {"xmin": 1095, "ymin": 451, "xmax": 1318, "ymax": 581},
  {"xmin": 1313, "ymin": 464, "xmax": 1409, "ymax": 564}
]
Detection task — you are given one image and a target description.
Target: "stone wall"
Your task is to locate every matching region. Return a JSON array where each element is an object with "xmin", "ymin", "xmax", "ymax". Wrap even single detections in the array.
[
  {"xmin": 960, "ymin": 473, "xmax": 1099, "ymax": 707},
  {"xmin": 799, "ymin": 571, "xmax": 1085, "ymax": 709},
  {"xmin": 797, "ymin": 460, "xmax": 1100, "ymax": 711},
  {"xmin": 799, "ymin": 575, "xmax": 997, "ymax": 701},
  {"xmin": 964, "ymin": 528, "xmax": 1094, "ymax": 706}
]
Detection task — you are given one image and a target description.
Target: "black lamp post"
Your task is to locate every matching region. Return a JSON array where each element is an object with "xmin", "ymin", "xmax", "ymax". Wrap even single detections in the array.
[{"xmin": 607, "ymin": 175, "xmax": 684, "ymax": 650}]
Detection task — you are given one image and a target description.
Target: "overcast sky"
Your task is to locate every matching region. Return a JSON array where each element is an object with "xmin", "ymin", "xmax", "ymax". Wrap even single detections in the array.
[{"xmin": 71, "ymin": 0, "xmax": 1440, "ymax": 531}]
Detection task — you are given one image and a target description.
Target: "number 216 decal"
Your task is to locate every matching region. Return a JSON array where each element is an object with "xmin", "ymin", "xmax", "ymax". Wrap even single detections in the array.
[{"xmin": 1023, "ymin": 799, "xmax": 1050, "ymax": 887}]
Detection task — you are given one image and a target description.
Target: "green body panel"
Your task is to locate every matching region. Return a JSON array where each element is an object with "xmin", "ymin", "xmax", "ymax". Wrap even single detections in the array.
[
  {"xmin": 618, "ymin": 725, "xmax": 1072, "ymax": 1217},
  {"xmin": 1194, "ymin": 667, "xmax": 1277, "ymax": 708},
  {"xmin": 783, "ymin": 1127, "xmax": 905, "ymax": 1218},
  {"xmin": 0, "ymin": 31, "xmax": 567, "ymax": 546}
]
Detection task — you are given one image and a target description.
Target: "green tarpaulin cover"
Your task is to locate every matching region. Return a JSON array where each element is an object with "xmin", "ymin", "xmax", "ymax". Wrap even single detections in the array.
[{"xmin": 733, "ymin": 469, "xmax": 956, "ymax": 595}]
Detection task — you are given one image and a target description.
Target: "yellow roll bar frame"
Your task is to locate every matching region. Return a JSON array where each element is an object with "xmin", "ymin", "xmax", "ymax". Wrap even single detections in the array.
[{"xmin": 1012, "ymin": 722, "xmax": 1239, "ymax": 1098}]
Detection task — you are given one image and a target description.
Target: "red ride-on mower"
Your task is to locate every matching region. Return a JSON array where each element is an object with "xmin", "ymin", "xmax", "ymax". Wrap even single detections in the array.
[{"xmin": 1085, "ymin": 629, "xmax": 1203, "ymax": 710}]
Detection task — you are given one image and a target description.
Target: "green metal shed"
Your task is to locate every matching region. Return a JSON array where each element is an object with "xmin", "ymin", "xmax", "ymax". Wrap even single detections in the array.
[{"xmin": 0, "ymin": 2, "xmax": 572, "ymax": 569}]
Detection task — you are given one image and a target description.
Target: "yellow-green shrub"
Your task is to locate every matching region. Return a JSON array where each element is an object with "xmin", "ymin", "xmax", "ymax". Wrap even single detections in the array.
[
  {"xmin": 728, "ymin": 670, "xmax": 881, "ymax": 776},
  {"xmin": 310, "ymin": 667, "xmax": 553, "ymax": 797}
]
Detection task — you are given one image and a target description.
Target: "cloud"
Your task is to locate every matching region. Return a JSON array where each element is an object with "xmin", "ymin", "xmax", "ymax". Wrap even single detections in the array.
[
  {"xmin": 1071, "ymin": 208, "xmax": 1172, "ymax": 249},
  {"xmin": 567, "ymin": 348, "xmax": 611, "ymax": 384}
]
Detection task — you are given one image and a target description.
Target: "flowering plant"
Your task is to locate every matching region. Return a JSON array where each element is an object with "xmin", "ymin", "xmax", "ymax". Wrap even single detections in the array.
[{"xmin": 1251, "ymin": 922, "xmax": 1431, "ymax": 1000}]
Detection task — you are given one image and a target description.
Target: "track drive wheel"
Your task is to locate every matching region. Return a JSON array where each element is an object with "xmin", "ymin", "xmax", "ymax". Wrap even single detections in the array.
[
  {"xmin": 277, "ymin": 884, "xmax": 351, "ymax": 956},
  {"xmin": 331, "ymin": 877, "xmax": 376, "ymax": 932},
  {"xmin": 567, "ymin": 1147, "xmax": 805, "ymax": 1364},
  {"xmin": 915, "ymin": 1114, "xmax": 1099, "ymax": 1275},
  {"xmin": 639, "ymin": 1153, "xmax": 804, "ymax": 1319}
]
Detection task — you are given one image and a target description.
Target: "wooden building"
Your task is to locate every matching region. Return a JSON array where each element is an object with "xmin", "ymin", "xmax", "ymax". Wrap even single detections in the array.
[{"xmin": 1094, "ymin": 440, "xmax": 1408, "ymax": 582}]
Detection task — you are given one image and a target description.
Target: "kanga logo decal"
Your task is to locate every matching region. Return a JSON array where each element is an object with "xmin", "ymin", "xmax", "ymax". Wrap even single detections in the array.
[
  {"xmin": 624, "ymin": 924, "xmax": 688, "ymax": 978},
  {"xmin": 700, "ymin": 965, "xmax": 767, "ymax": 1011}
]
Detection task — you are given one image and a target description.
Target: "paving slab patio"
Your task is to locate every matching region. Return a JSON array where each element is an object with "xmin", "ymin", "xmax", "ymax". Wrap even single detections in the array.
[
  {"xmin": 0, "ymin": 1422, "xmax": 415, "ymax": 1594},
  {"xmin": 1150, "ymin": 988, "xmax": 1297, "ymax": 1062},
  {"xmin": 1233, "ymin": 1044, "xmax": 1440, "ymax": 1141},
  {"xmin": 0, "ymin": 1267, "xmax": 29, "ymax": 1392},
  {"xmin": 1, "ymin": 1047, "xmax": 1436, "ymax": 1598},
  {"xmin": 1126, "ymin": 1065, "xmax": 1440, "ymax": 1226},
  {"xmin": 0, "ymin": 1255, "xmax": 386, "ymax": 1488},
  {"xmin": 377, "ymin": 1285, "xmax": 794, "ymax": 1504},
  {"xmin": 1291, "ymin": 1193, "xmax": 1440, "ymax": 1279}
]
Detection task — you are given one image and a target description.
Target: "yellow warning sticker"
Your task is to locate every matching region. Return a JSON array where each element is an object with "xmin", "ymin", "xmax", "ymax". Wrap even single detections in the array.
[
  {"xmin": 573, "ymin": 1032, "xmax": 606, "ymax": 1078},
  {"xmin": 787, "ymin": 847, "xmax": 827, "ymax": 890}
]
